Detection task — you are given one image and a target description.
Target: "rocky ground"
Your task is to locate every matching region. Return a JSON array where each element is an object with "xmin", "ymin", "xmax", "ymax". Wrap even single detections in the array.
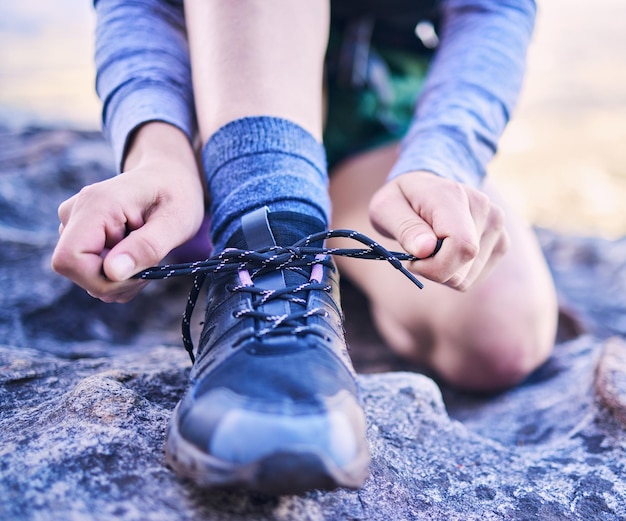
[{"xmin": 1, "ymin": 128, "xmax": 625, "ymax": 520}]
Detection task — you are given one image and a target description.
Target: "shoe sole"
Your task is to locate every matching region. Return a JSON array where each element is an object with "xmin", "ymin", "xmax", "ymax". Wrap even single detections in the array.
[{"xmin": 164, "ymin": 401, "xmax": 370, "ymax": 495}]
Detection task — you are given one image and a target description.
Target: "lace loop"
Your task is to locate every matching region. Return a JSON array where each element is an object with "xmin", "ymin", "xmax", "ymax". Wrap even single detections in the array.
[{"xmin": 134, "ymin": 229, "xmax": 442, "ymax": 363}]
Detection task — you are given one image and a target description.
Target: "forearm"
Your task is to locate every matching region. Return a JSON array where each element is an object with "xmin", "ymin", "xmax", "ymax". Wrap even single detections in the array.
[
  {"xmin": 94, "ymin": 0, "xmax": 196, "ymax": 171},
  {"xmin": 389, "ymin": 0, "xmax": 537, "ymax": 186}
]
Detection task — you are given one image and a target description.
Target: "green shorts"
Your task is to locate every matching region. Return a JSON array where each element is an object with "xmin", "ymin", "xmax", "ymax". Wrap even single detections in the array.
[{"xmin": 323, "ymin": 24, "xmax": 432, "ymax": 169}]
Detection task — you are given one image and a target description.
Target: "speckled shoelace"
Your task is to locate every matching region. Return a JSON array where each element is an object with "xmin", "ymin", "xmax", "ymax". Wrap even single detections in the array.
[{"xmin": 135, "ymin": 229, "xmax": 442, "ymax": 363}]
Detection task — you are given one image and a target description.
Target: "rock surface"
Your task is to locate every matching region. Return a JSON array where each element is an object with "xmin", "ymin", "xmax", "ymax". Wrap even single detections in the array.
[{"xmin": 1, "ymin": 128, "xmax": 625, "ymax": 520}]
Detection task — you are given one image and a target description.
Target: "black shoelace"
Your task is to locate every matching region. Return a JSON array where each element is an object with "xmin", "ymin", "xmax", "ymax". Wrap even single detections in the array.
[{"xmin": 135, "ymin": 229, "xmax": 442, "ymax": 363}]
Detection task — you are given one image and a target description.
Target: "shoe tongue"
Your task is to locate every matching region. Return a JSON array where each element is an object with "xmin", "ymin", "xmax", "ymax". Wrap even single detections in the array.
[
  {"xmin": 235, "ymin": 208, "xmax": 326, "ymax": 316},
  {"xmin": 265, "ymin": 211, "xmax": 326, "ymax": 295}
]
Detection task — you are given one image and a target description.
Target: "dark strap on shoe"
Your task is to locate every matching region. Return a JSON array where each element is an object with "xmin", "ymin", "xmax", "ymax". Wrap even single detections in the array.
[
  {"xmin": 241, "ymin": 207, "xmax": 277, "ymax": 250},
  {"xmin": 241, "ymin": 207, "xmax": 290, "ymax": 321}
]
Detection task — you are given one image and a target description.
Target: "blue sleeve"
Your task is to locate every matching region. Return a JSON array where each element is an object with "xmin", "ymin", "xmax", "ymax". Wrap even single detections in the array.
[
  {"xmin": 94, "ymin": 0, "xmax": 196, "ymax": 171},
  {"xmin": 388, "ymin": 0, "xmax": 537, "ymax": 187}
]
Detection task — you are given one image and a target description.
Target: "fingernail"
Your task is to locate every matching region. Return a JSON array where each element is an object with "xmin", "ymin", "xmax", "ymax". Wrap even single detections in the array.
[
  {"xmin": 414, "ymin": 235, "xmax": 437, "ymax": 257},
  {"xmin": 109, "ymin": 253, "xmax": 136, "ymax": 280}
]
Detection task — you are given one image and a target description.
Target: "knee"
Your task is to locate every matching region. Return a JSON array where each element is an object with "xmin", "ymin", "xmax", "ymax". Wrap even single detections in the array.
[
  {"xmin": 440, "ymin": 276, "xmax": 559, "ymax": 393},
  {"xmin": 437, "ymin": 321, "xmax": 556, "ymax": 393},
  {"xmin": 370, "ymin": 271, "xmax": 559, "ymax": 393},
  {"xmin": 469, "ymin": 336, "xmax": 553, "ymax": 391},
  {"xmin": 373, "ymin": 303, "xmax": 556, "ymax": 393}
]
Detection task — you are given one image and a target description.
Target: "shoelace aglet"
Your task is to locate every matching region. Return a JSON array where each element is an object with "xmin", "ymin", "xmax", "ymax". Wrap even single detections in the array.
[{"xmin": 396, "ymin": 264, "xmax": 424, "ymax": 289}]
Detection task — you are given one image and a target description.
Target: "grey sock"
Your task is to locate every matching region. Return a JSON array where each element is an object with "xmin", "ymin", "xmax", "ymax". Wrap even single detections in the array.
[{"xmin": 202, "ymin": 116, "xmax": 330, "ymax": 252}]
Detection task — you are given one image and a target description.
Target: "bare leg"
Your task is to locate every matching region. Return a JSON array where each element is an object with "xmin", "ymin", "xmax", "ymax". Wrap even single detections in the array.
[
  {"xmin": 183, "ymin": 0, "xmax": 332, "ymax": 250},
  {"xmin": 184, "ymin": 0, "xmax": 328, "ymax": 141},
  {"xmin": 329, "ymin": 144, "xmax": 558, "ymax": 392}
]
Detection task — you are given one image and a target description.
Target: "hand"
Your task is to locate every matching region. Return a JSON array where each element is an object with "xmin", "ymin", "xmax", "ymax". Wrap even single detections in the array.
[
  {"xmin": 51, "ymin": 123, "xmax": 205, "ymax": 303},
  {"xmin": 369, "ymin": 171, "xmax": 509, "ymax": 291}
]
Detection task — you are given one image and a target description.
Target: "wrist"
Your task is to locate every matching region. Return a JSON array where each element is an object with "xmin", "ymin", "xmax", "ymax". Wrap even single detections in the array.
[
  {"xmin": 389, "ymin": 169, "xmax": 440, "ymax": 186},
  {"xmin": 123, "ymin": 121, "xmax": 198, "ymax": 174}
]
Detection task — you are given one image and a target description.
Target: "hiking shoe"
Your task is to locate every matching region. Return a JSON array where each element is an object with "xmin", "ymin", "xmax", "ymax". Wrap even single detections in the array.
[{"xmin": 163, "ymin": 208, "xmax": 370, "ymax": 494}]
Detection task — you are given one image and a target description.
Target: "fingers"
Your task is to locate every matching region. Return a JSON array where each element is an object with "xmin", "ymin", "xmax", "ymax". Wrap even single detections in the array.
[
  {"xmin": 52, "ymin": 123, "xmax": 205, "ymax": 303},
  {"xmin": 53, "ymin": 167, "xmax": 205, "ymax": 303},
  {"xmin": 422, "ymin": 184, "xmax": 492, "ymax": 289},
  {"xmin": 412, "ymin": 182, "xmax": 482, "ymax": 287},
  {"xmin": 102, "ymin": 210, "xmax": 192, "ymax": 281},
  {"xmin": 370, "ymin": 181, "xmax": 439, "ymax": 259},
  {"xmin": 370, "ymin": 172, "xmax": 509, "ymax": 291},
  {"xmin": 52, "ymin": 187, "xmax": 150, "ymax": 303},
  {"xmin": 52, "ymin": 238, "xmax": 149, "ymax": 304},
  {"xmin": 454, "ymin": 203, "xmax": 509, "ymax": 290}
]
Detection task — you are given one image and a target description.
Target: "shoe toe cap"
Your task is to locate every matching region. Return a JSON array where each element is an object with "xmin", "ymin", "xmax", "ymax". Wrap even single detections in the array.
[{"xmin": 178, "ymin": 388, "xmax": 365, "ymax": 468}]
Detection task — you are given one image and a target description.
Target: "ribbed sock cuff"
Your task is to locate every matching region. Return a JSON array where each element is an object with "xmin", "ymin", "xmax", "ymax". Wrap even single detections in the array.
[{"xmin": 202, "ymin": 116, "xmax": 330, "ymax": 251}]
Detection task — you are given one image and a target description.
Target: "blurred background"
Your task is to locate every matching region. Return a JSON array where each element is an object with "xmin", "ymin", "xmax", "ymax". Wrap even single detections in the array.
[{"xmin": 1, "ymin": 0, "xmax": 625, "ymax": 238}]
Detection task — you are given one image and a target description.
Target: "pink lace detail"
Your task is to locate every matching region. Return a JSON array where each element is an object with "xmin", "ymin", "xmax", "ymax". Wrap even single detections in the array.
[
  {"xmin": 310, "ymin": 255, "xmax": 326, "ymax": 283},
  {"xmin": 238, "ymin": 269, "xmax": 254, "ymax": 286}
]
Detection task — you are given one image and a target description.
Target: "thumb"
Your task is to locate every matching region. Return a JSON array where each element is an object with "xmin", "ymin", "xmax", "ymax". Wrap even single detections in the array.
[
  {"xmin": 408, "ymin": 226, "xmax": 439, "ymax": 259},
  {"xmin": 103, "ymin": 215, "xmax": 191, "ymax": 281},
  {"xmin": 370, "ymin": 184, "xmax": 438, "ymax": 258},
  {"xmin": 104, "ymin": 251, "xmax": 138, "ymax": 282},
  {"xmin": 396, "ymin": 218, "xmax": 439, "ymax": 259}
]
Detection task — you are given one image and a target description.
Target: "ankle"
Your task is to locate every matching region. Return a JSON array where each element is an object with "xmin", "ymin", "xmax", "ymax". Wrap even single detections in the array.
[{"xmin": 202, "ymin": 116, "xmax": 330, "ymax": 251}]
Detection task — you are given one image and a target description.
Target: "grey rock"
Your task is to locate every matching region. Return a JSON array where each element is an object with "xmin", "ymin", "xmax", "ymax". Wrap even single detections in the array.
[
  {"xmin": 1, "ymin": 128, "xmax": 625, "ymax": 520},
  {"xmin": 595, "ymin": 338, "xmax": 626, "ymax": 428}
]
